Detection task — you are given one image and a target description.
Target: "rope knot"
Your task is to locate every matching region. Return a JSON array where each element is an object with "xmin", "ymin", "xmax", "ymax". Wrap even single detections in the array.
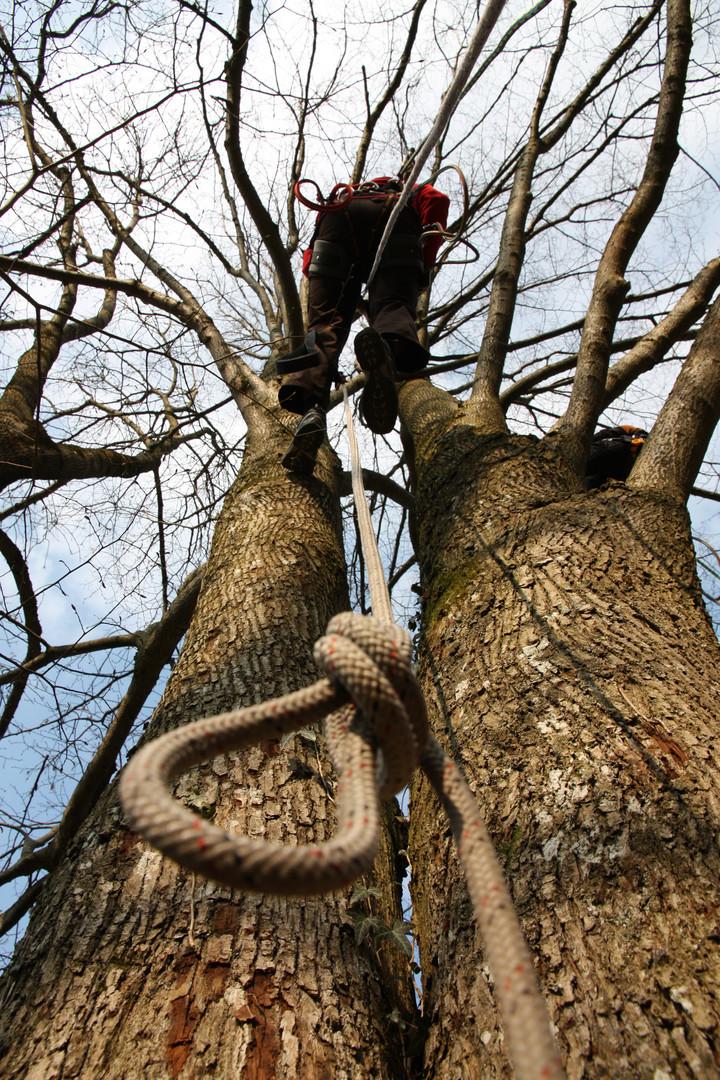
[
  {"xmin": 314, "ymin": 613, "xmax": 428, "ymax": 798},
  {"xmin": 120, "ymin": 611, "xmax": 427, "ymax": 898}
]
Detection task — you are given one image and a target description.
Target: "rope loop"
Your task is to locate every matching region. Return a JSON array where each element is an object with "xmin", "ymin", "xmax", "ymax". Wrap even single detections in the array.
[
  {"xmin": 120, "ymin": 607, "xmax": 564, "ymax": 1076},
  {"xmin": 120, "ymin": 613, "xmax": 426, "ymax": 896}
]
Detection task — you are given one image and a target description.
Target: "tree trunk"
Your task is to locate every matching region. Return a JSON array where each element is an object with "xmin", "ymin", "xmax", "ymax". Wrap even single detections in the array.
[
  {"xmin": 401, "ymin": 380, "xmax": 720, "ymax": 1079},
  {"xmin": 0, "ymin": 410, "xmax": 414, "ymax": 1080}
]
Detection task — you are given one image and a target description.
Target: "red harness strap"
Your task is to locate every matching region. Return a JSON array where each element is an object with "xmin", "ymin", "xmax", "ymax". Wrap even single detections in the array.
[{"xmin": 293, "ymin": 178, "xmax": 405, "ymax": 213}]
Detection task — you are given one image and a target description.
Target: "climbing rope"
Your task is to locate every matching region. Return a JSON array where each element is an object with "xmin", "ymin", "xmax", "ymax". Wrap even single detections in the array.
[
  {"xmin": 343, "ymin": 388, "xmax": 393, "ymax": 625},
  {"xmin": 120, "ymin": 396, "xmax": 563, "ymax": 1080},
  {"xmin": 366, "ymin": 0, "xmax": 509, "ymax": 288}
]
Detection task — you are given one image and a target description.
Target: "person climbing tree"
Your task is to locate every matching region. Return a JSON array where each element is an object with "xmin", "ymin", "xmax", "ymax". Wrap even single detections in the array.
[
  {"xmin": 586, "ymin": 425, "xmax": 649, "ymax": 488},
  {"xmin": 278, "ymin": 174, "xmax": 450, "ymax": 474}
]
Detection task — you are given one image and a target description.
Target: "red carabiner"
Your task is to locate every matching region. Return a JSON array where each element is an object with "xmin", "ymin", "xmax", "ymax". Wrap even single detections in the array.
[
  {"xmin": 293, "ymin": 179, "xmax": 328, "ymax": 212},
  {"xmin": 325, "ymin": 182, "xmax": 354, "ymax": 210},
  {"xmin": 293, "ymin": 179, "xmax": 355, "ymax": 213}
]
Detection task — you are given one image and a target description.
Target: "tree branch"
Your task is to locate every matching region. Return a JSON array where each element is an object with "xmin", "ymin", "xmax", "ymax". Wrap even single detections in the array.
[
  {"xmin": 0, "ymin": 880, "xmax": 45, "ymax": 939},
  {"xmin": 559, "ymin": 0, "xmax": 692, "ymax": 468},
  {"xmin": 629, "ymin": 295, "xmax": 720, "ymax": 500},
  {"xmin": 0, "ymin": 256, "xmax": 188, "ymax": 320},
  {"xmin": 351, "ymin": 0, "xmax": 429, "ymax": 183},
  {"xmin": 602, "ymin": 257, "xmax": 720, "ymax": 409},
  {"xmin": 224, "ymin": 0, "xmax": 303, "ymax": 343},
  {"xmin": 691, "ymin": 486, "xmax": 720, "ymax": 505},
  {"xmin": 0, "ymin": 528, "xmax": 43, "ymax": 739},
  {"xmin": 0, "ymin": 422, "xmax": 207, "ymax": 490},
  {"xmin": 0, "ymin": 567, "xmax": 204, "ymax": 890},
  {"xmin": 0, "ymin": 632, "xmax": 141, "ymax": 688},
  {"xmin": 53, "ymin": 566, "xmax": 204, "ymax": 854},
  {"xmin": 0, "ymin": 251, "xmax": 270, "ymax": 416},
  {"xmin": 469, "ymin": 0, "xmax": 574, "ymax": 428},
  {"xmin": 339, "ymin": 469, "xmax": 415, "ymax": 513}
]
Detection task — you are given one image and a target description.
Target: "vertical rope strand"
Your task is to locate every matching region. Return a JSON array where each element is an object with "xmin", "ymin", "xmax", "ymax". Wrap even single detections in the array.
[{"xmin": 344, "ymin": 387, "xmax": 394, "ymax": 624}]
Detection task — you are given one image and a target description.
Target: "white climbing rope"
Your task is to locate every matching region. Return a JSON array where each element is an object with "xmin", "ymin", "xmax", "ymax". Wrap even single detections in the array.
[
  {"xmin": 365, "ymin": 0, "xmax": 509, "ymax": 288},
  {"xmin": 343, "ymin": 388, "xmax": 393, "ymax": 624}
]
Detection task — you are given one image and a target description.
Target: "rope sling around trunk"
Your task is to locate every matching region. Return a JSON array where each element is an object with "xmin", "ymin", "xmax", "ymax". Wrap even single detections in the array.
[{"xmin": 119, "ymin": 392, "xmax": 564, "ymax": 1080}]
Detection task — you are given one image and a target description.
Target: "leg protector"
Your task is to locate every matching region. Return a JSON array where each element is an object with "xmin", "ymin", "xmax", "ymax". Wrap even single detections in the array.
[
  {"xmin": 276, "ymin": 331, "xmax": 322, "ymax": 376},
  {"xmin": 308, "ymin": 239, "xmax": 354, "ymax": 280},
  {"xmin": 377, "ymin": 233, "xmax": 424, "ymax": 274}
]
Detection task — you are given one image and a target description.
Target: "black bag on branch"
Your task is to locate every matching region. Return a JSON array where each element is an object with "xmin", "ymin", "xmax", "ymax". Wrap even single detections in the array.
[{"xmin": 586, "ymin": 425, "xmax": 648, "ymax": 489}]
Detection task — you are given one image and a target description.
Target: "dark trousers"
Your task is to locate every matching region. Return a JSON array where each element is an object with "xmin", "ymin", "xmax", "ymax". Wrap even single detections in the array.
[{"xmin": 279, "ymin": 198, "xmax": 429, "ymax": 414}]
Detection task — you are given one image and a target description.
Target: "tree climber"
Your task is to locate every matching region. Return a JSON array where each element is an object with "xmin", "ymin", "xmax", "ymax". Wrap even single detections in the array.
[
  {"xmin": 278, "ymin": 174, "xmax": 450, "ymax": 475},
  {"xmin": 586, "ymin": 425, "xmax": 648, "ymax": 488}
]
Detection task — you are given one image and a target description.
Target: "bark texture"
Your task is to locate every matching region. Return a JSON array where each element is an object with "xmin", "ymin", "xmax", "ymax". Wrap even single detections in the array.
[
  {"xmin": 0, "ymin": 409, "xmax": 414, "ymax": 1079},
  {"xmin": 401, "ymin": 379, "xmax": 720, "ymax": 1079}
]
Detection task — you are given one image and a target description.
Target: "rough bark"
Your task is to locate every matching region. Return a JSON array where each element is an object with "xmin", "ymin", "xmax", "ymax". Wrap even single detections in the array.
[
  {"xmin": 400, "ymin": 378, "xmax": 720, "ymax": 1079},
  {"xmin": 0, "ymin": 408, "xmax": 414, "ymax": 1079}
]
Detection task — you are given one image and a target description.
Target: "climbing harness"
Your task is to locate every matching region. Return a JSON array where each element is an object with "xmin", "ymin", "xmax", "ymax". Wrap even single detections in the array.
[
  {"xmin": 293, "ymin": 178, "xmax": 403, "ymax": 214},
  {"xmin": 119, "ymin": 391, "xmax": 563, "ymax": 1080},
  {"xmin": 293, "ymin": 179, "xmax": 355, "ymax": 213},
  {"xmin": 293, "ymin": 169, "xmax": 477, "ymax": 272},
  {"xmin": 421, "ymin": 162, "xmax": 480, "ymax": 266}
]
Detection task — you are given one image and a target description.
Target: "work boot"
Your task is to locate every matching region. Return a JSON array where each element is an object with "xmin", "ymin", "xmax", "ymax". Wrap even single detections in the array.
[
  {"xmin": 354, "ymin": 327, "xmax": 398, "ymax": 435},
  {"xmin": 281, "ymin": 405, "xmax": 327, "ymax": 476}
]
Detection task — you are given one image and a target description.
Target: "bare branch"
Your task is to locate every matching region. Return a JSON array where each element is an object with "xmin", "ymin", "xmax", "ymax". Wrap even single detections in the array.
[
  {"xmin": 351, "ymin": 0, "xmax": 429, "ymax": 183},
  {"xmin": 0, "ymin": 633, "xmax": 141, "ymax": 688},
  {"xmin": 339, "ymin": 469, "xmax": 415, "ymax": 513},
  {"xmin": 0, "ymin": 414, "xmax": 209, "ymax": 490},
  {"xmin": 691, "ymin": 487, "xmax": 720, "ymax": 506},
  {"xmin": 629, "ymin": 296, "xmax": 720, "ymax": 500},
  {"xmin": 603, "ymin": 257, "xmax": 720, "ymax": 409},
  {"xmin": 0, "ymin": 252, "xmax": 269, "ymax": 418},
  {"xmin": 559, "ymin": 0, "xmax": 692, "ymax": 468},
  {"xmin": 53, "ymin": 566, "xmax": 204, "ymax": 854},
  {"xmin": 469, "ymin": 0, "xmax": 574, "ymax": 429},
  {"xmin": 0, "ymin": 479, "xmax": 68, "ymax": 521},
  {"xmin": 0, "ymin": 881, "xmax": 45, "ymax": 939},
  {"xmin": 224, "ymin": 0, "xmax": 303, "ymax": 343},
  {"xmin": 0, "ymin": 567, "xmax": 204, "ymax": 890},
  {"xmin": 0, "ymin": 256, "xmax": 190, "ymax": 321},
  {"xmin": 0, "ymin": 528, "xmax": 43, "ymax": 739}
]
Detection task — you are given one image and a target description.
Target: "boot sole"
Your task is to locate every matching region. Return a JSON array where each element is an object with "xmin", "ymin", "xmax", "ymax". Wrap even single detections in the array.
[
  {"xmin": 354, "ymin": 329, "xmax": 398, "ymax": 435},
  {"xmin": 281, "ymin": 420, "xmax": 325, "ymax": 476}
]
